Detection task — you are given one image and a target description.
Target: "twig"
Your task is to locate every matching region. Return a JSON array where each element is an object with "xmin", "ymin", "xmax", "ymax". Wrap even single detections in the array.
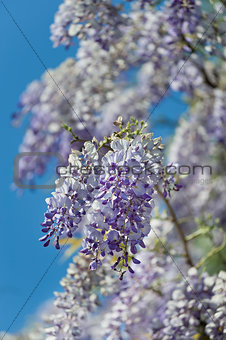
[
  {"xmin": 196, "ymin": 234, "xmax": 226, "ymax": 269},
  {"xmin": 155, "ymin": 185, "xmax": 193, "ymax": 266},
  {"xmin": 71, "ymin": 138, "xmax": 89, "ymax": 145}
]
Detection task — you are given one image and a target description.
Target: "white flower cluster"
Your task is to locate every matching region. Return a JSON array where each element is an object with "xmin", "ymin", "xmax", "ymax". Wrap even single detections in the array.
[
  {"xmin": 154, "ymin": 268, "xmax": 226, "ymax": 340},
  {"xmin": 44, "ymin": 254, "xmax": 117, "ymax": 340}
]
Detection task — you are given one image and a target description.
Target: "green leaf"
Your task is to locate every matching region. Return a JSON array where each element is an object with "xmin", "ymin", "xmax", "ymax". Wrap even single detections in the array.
[
  {"xmin": 62, "ymin": 124, "xmax": 78, "ymax": 139},
  {"xmin": 62, "ymin": 123, "xmax": 71, "ymax": 131}
]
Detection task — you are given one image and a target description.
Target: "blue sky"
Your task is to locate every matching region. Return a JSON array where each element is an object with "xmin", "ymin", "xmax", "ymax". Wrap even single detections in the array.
[{"xmin": 0, "ymin": 0, "xmax": 187, "ymax": 334}]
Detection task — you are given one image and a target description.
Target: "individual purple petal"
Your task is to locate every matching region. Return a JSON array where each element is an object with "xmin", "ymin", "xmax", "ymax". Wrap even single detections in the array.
[
  {"xmin": 89, "ymin": 260, "xmax": 97, "ymax": 271},
  {"xmin": 128, "ymin": 266, "xmax": 134, "ymax": 274},
  {"xmin": 39, "ymin": 234, "xmax": 48, "ymax": 242},
  {"xmin": 45, "ymin": 212, "xmax": 55, "ymax": 219},
  {"xmin": 139, "ymin": 240, "xmax": 146, "ymax": 248},
  {"xmin": 132, "ymin": 257, "xmax": 141, "ymax": 265},
  {"xmin": 130, "ymin": 244, "xmax": 137, "ymax": 254},
  {"xmin": 43, "ymin": 239, "xmax": 50, "ymax": 247},
  {"xmin": 41, "ymin": 227, "xmax": 50, "ymax": 233}
]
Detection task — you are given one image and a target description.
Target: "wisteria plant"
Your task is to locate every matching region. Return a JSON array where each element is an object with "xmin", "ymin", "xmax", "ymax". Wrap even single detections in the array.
[{"xmin": 6, "ymin": 0, "xmax": 226, "ymax": 339}]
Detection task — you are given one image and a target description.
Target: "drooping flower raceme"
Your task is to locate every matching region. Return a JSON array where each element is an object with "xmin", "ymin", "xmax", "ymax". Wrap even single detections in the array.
[
  {"xmin": 82, "ymin": 135, "xmax": 164, "ymax": 272},
  {"xmin": 40, "ymin": 140, "xmax": 100, "ymax": 249},
  {"xmin": 40, "ymin": 177, "xmax": 87, "ymax": 249},
  {"xmin": 41, "ymin": 122, "xmax": 165, "ymax": 273}
]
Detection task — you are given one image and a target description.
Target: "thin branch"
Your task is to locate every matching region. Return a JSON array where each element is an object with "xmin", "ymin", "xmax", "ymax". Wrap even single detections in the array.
[
  {"xmin": 71, "ymin": 138, "xmax": 89, "ymax": 145},
  {"xmin": 71, "ymin": 138, "xmax": 113, "ymax": 151},
  {"xmin": 155, "ymin": 185, "xmax": 194, "ymax": 266}
]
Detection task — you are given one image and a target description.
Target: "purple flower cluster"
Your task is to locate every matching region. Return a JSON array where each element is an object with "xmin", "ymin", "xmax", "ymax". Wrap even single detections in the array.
[
  {"xmin": 166, "ymin": 0, "xmax": 201, "ymax": 38},
  {"xmin": 40, "ymin": 178, "xmax": 87, "ymax": 249},
  {"xmin": 40, "ymin": 141, "xmax": 100, "ymax": 249},
  {"xmin": 41, "ymin": 130, "xmax": 165, "ymax": 272},
  {"xmin": 81, "ymin": 137, "xmax": 164, "ymax": 271}
]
